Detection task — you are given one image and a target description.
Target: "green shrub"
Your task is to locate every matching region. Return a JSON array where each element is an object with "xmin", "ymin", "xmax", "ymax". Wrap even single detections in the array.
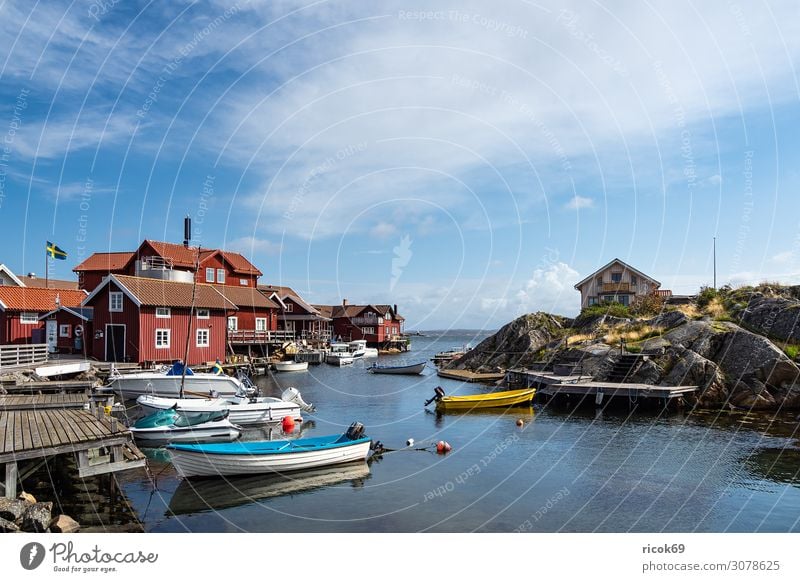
[
  {"xmin": 630, "ymin": 293, "xmax": 666, "ymax": 316},
  {"xmin": 696, "ymin": 286, "xmax": 719, "ymax": 308},
  {"xmin": 581, "ymin": 302, "xmax": 631, "ymax": 319},
  {"xmin": 785, "ymin": 344, "xmax": 800, "ymax": 360}
]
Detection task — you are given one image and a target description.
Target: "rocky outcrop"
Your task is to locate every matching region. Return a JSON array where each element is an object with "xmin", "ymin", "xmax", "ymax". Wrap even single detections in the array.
[
  {"xmin": 732, "ymin": 293, "xmax": 800, "ymax": 346},
  {"xmin": 49, "ymin": 514, "xmax": 80, "ymax": 533},
  {"xmin": 446, "ymin": 312, "xmax": 568, "ymax": 372},
  {"xmin": 0, "ymin": 498, "xmax": 27, "ymax": 522},
  {"xmin": 21, "ymin": 501, "xmax": 53, "ymax": 533}
]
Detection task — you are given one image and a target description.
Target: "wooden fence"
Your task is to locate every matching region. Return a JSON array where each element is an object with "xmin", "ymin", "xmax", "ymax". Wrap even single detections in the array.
[{"xmin": 0, "ymin": 344, "xmax": 49, "ymax": 369}]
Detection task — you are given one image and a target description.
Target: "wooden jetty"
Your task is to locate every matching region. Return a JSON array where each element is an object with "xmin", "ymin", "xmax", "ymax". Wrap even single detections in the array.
[
  {"xmin": 0, "ymin": 380, "xmax": 96, "ymax": 394},
  {"xmin": 540, "ymin": 381, "xmax": 698, "ymax": 405},
  {"xmin": 294, "ymin": 350, "xmax": 326, "ymax": 364},
  {"xmin": 437, "ymin": 369, "xmax": 505, "ymax": 384},
  {"xmin": 0, "ymin": 394, "xmax": 146, "ymax": 498}
]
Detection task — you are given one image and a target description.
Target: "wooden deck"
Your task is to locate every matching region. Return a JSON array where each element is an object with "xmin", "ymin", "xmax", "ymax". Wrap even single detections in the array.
[
  {"xmin": 0, "ymin": 380, "xmax": 95, "ymax": 394},
  {"xmin": 437, "ymin": 369, "xmax": 505, "ymax": 383},
  {"xmin": 0, "ymin": 393, "xmax": 88, "ymax": 410},
  {"xmin": 541, "ymin": 381, "xmax": 698, "ymax": 403},
  {"xmin": 0, "ymin": 404, "xmax": 146, "ymax": 498}
]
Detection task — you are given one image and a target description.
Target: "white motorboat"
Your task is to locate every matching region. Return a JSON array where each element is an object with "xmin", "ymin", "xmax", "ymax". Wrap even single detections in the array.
[
  {"xmin": 136, "ymin": 387, "xmax": 314, "ymax": 426},
  {"xmin": 168, "ymin": 422, "xmax": 372, "ymax": 477},
  {"xmin": 130, "ymin": 409, "xmax": 242, "ymax": 445},
  {"xmin": 274, "ymin": 360, "xmax": 309, "ymax": 372},
  {"xmin": 104, "ymin": 362, "xmax": 245, "ymax": 399},
  {"xmin": 326, "ymin": 343, "xmax": 354, "ymax": 366},
  {"xmin": 349, "ymin": 340, "xmax": 378, "ymax": 358}
]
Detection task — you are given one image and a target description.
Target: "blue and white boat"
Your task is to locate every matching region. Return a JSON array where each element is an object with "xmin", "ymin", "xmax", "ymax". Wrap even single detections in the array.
[{"xmin": 167, "ymin": 422, "xmax": 372, "ymax": 477}]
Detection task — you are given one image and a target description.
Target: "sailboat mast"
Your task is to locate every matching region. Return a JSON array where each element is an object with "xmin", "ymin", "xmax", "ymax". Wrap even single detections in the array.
[{"xmin": 180, "ymin": 217, "xmax": 197, "ymax": 398}]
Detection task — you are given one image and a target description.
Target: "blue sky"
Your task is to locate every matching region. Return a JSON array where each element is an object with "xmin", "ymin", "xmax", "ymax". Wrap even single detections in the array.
[{"xmin": 1, "ymin": 0, "xmax": 799, "ymax": 329}]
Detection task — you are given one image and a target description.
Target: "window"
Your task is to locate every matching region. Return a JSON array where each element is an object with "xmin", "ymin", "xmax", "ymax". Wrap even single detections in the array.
[
  {"xmin": 385, "ymin": 312, "xmax": 391, "ymax": 320},
  {"xmin": 109, "ymin": 291, "xmax": 123, "ymax": 312},
  {"xmin": 196, "ymin": 328, "xmax": 209, "ymax": 347},
  {"xmin": 227, "ymin": 317, "xmax": 238, "ymax": 331},
  {"xmin": 216, "ymin": 269, "xmax": 225, "ymax": 284},
  {"xmin": 155, "ymin": 307, "xmax": 171, "ymax": 318},
  {"xmin": 240, "ymin": 279, "xmax": 248, "ymax": 286},
  {"xmin": 59, "ymin": 324, "xmax": 71, "ymax": 337},
  {"xmin": 255, "ymin": 318, "xmax": 267, "ymax": 331},
  {"xmin": 362, "ymin": 327, "xmax": 375, "ymax": 334},
  {"xmin": 155, "ymin": 329, "xmax": 170, "ymax": 349},
  {"xmin": 631, "ymin": 276, "xmax": 638, "ymax": 286},
  {"xmin": 611, "ymin": 272, "xmax": 622, "ymax": 283},
  {"xmin": 20, "ymin": 312, "xmax": 38, "ymax": 324},
  {"xmin": 206, "ymin": 268, "xmax": 215, "ymax": 282},
  {"xmin": 385, "ymin": 326, "xmax": 390, "ymax": 337},
  {"xmin": 196, "ymin": 308, "xmax": 210, "ymax": 319},
  {"xmin": 285, "ymin": 303, "xmax": 293, "ymax": 312},
  {"xmin": 596, "ymin": 276, "xmax": 603, "ymax": 286},
  {"xmin": 588, "ymin": 297, "xmax": 599, "ymax": 306}
]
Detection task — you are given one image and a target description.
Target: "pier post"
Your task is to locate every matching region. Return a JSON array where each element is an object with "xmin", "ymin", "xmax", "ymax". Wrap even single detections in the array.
[{"xmin": 3, "ymin": 462, "xmax": 18, "ymax": 498}]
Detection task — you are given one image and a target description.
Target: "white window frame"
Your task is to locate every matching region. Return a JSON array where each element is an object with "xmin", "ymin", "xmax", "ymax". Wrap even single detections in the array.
[
  {"xmin": 155, "ymin": 328, "xmax": 171, "ymax": 349},
  {"xmin": 155, "ymin": 307, "xmax": 171, "ymax": 318},
  {"xmin": 109, "ymin": 291, "xmax": 123, "ymax": 312},
  {"xmin": 285, "ymin": 303, "xmax": 293, "ymax": 312},
  {"xmin": 362, "ymin": 327, "xmax": 375, "ymax": 334},
  {"xmin": 255, "ymin": 318, "xmax": 267, "ymax": 331},
  {"xmin": 216, "ymin": 268, "xmax": 225, "ymax": 284},
  {"xmin": 20, "ymin": 312, "xmax": 39, "ymax": 325},
  {"xmin": 205, "ymin": 267, "xmax": 215, "ymax": 282},
  {"xmin": 239, "ymin": 278, "xmax": 248, "ymax": 286},
  {"xmin": 227, "ymin": 316, "xmax": 238, "ymax": 331},
  {"xmin": 196, "ymin": 308, "xmax": 210, "ymax": 319},
  {"xmin": 196, "ymin": 328, "xmax": 210, "ymax": 348},
  {"xmin": 59, "ymin": 324, "xmax": 71, "ymax": 337}
]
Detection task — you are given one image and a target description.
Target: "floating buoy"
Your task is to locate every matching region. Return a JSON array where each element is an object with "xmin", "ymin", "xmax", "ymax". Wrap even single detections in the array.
[
  {"xmin": 516, "ymin": 419, "xmax": 524, "ymax": 427},
  {"xmin": 436, "ymin": 440, "xmax": 452, "ymax": 454},
  {"xmin": 406, "ymin": 438, "xmax": 414, "ymax": 447},
  {"xmin": 281, "ymin": 415, "xmax": 295, "ymax": 433}
]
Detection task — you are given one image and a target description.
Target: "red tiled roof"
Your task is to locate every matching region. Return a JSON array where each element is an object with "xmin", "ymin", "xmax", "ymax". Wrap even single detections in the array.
[
  {"xmin": 73, "ymin": 252, "xmax": 134, "ymax": 272},
  {"xmin": 215, "ymin": 286, "xmax": 279, "ymax": 309},
  {"xmin": 139, "ymin": 240, "xmax": 199, "ymax": 268},
  {"xmin": 320, "ymin": 303, "xmax": 404, "ymax": 321},
  {"xmin": 218, "ymin": 251, "xmax": 262, "ymax": 276},
  {"xmin": 17, "ymin": 276, "xmax": 79, "ymax": 289},
  {"xmin": 107, "ymin": 275, "xmax": 238, "ymax": 310},
  {"xmin": 0, "ymin": 287, "xmax": 87, "ymax": 311}
]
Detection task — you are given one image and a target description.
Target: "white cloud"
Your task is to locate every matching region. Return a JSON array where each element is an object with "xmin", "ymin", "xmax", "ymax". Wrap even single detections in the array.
[
  {"xmin": 564, "ymin": 195, "xmax": 594, "ymax": 210},
  {"xmin": 224, "ymin": 236, "xmax": 282, "ymax": 256},
  {"xmin": 770, "ymin": 251, "xmax": 795, "ymax": 264},
  {"xmin": 516, "ymin": 262, "xmax": 581, "ymax": 317},
  {"xmin": 369, "ymin": 222, "xmax": 398, "ymax": 239}
]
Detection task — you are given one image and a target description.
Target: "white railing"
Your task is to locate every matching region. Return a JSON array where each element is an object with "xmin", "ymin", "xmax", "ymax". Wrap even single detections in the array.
[
  {"xmin": 349, "ymin": 316, "xmax": 383, "ymax": 325},
  {"xmin": 227, "ymin": 330, "xmax": 296, "ymax": 344},
  {"xmin": 0, "ymin": 343, "xmax": 49, "ymax": 368}
]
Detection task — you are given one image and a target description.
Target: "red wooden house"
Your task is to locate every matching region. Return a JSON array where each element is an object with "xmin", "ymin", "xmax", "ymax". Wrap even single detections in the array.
[
  {"xmin": 73, "ymin": 240, "xmax": 263, "ymax": 292},
  {"xmin": 215, "ymin": 286, "xmax": 281, "ymax": 351},
  {"xmin": 258, "ymin": 284, "xmax": 331, "ymax": 341},
  {"xmin": 38, "ymin": 306, "xmax": 93, "ymax": 354},
  {"xmin": 82, "ymin": 274, "xmax": 237, "ymax": 364},
  {"xmin": 0, "ymin": 287, "xmax": 88, "ymax": 346},
  {"xmin": 320, "ymin": 301, "xmax": 405, "ymax": 347}
]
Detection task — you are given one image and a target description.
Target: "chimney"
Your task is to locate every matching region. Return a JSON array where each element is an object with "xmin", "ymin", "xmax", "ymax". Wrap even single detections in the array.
[
  {"xmin": 342, "ymin": 298, "xmax": 348, "ymax": 307},
  {"xmin": 183, "ymin": 216, "xmax": 192, "ymax": 247},
  {"xmin": 393, "ymin": 304, "xmax": 398, "ymax": 314},
  {"xmin": 28, "ymin": 272, "xmax": 36, "ymax": 279}
]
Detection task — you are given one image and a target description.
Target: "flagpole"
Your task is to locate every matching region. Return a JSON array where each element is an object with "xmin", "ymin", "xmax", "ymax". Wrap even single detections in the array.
[
  {"xmin": 713, "ymin": 236, "xmax": 717, "ymax": 290},
  {"xmin": 45, "ymin": 244, "xmax": 49, "ymax": 288}
]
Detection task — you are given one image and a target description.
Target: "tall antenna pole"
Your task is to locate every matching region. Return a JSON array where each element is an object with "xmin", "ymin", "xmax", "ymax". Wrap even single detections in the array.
[{"xmin": 713, "ymin": 236, "xmax": 717, "ymax": 290}]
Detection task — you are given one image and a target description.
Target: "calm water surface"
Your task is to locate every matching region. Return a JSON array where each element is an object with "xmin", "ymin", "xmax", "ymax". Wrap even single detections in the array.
[{"xmin": 116, "ymin": 332, "xmax": 800, "ymax": 532}]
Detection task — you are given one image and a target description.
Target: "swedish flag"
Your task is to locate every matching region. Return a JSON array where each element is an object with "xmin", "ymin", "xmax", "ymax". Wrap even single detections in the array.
[
  {"xmin": 46, "ymin": 241, "xmax": 67, "ymax": 260},
  {"xmin": 212, "ymin": 360, "xmax": 224, "ymax": 375}
]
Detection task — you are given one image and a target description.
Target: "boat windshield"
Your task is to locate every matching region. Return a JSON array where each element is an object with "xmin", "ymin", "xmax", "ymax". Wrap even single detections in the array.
[{"xmin": 173, "ymin": 411, "xmax": 227, "ymax": 427}]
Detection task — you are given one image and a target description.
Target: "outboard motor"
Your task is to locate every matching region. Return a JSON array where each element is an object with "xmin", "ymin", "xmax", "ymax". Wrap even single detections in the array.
[
  {"xmin": 424, "ymin": 386, "xmax": 446, "ymax": 407},
  {"xmin": 346, "ymin": 421, "xmax": 365, "ymax": 440},
  {"xmin": 281, "ymin": 387, "xmax": 315, "ymax": 412}
]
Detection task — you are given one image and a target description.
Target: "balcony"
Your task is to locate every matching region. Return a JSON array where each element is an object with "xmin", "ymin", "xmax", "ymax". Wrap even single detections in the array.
[
  {"xmin": 600, "ymin": 282, "xmax": 632, "ymax": 293},
  {"xmin": 349, "ymin": 316, "xmax": 383, "ymax": 325},
  {"xmin": 228, "ymin": 330, "xmax": 296, "ymax": 344}
]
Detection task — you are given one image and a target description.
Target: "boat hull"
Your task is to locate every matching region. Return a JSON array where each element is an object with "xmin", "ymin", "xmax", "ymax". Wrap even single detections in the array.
[
  {"xmin": 274, "ymin": 361, "xmax": 309, "ymax": 372},
  {"xmin": 168, "ymin": 437, "xmax": 372, "ymax": 477},
  {"xmin": 436, "ymin": 388, "xmax": 536, "ymax": 411},
  {"xmin": 136, "ymin": 395, "xmax": 302, "ymax": 425},
  {"xmin": 107, "ymin": 373, "xmax": 244, "ymax": 399},
  {"xmin": 131, "ymin": 420, "xmax": 242, "ymax": 445},
  {"xmin": 369, "ymin": 362, "xmax": 426, "ymax": 375},
  {"xmin": 326, "ymin": 355, "xmax": 354, "ymax": 366}
]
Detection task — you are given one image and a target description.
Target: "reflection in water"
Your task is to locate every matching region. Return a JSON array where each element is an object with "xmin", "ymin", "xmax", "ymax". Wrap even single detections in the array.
[{"xmin": 167, "ymin": 462, "xmax": 371, "ymax": 516}]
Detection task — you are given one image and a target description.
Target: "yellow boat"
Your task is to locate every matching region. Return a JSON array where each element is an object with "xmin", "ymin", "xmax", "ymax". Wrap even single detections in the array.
[{"xmin": 427, "ymin": 387, "xmax": 536, "ymax": 411}]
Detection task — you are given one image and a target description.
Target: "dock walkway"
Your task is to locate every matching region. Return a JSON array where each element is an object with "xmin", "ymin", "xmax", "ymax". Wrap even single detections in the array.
[
  {"xmin": 437, "ymin": 369, "xmax": 505, "ymax": 383},
  {"xmin": 0, "ymin": 394, "xmax": 146, "ymax": 498},
  {"xmin": 541, "ymin": 381, "xmax": 697, "ymax": 404}
]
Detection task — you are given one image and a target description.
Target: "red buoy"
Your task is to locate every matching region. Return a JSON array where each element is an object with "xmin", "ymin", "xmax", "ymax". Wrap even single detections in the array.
[
  {"xmin": 436, "ymin": 440, "xmax": 452, "ymax": 454},
  {"xmin": 281, "ymin": 415, "xmax": 295, "ymax": 433},
  {"xmin": 516, "ymin": 419, "xmax": 524, "ymax": 427}
]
